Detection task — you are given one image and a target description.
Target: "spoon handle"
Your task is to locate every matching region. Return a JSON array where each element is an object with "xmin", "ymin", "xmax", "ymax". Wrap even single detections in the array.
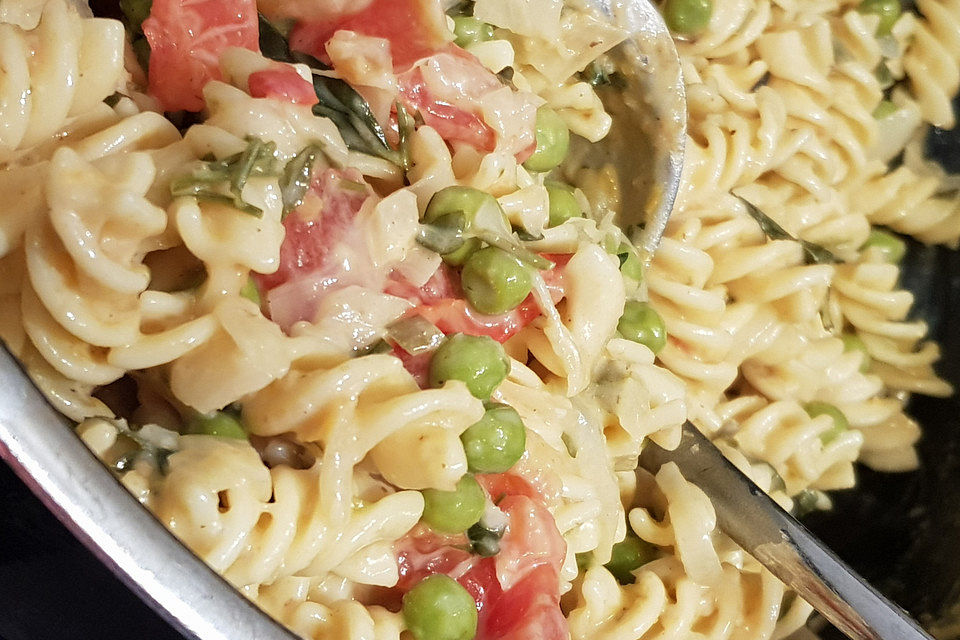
[{"xmin": 639, "ymin": 421, "xmax": 934, "ymax": 640}]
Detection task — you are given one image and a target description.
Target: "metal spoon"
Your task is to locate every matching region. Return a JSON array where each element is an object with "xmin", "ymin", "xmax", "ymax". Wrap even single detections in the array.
[
  {"xmin": 576, "ymin": 0, "xmax": 687, "ymax": 258},
  {"xmin": 639, "ymin": 422, "xmax": 936, "ymax": 640}
]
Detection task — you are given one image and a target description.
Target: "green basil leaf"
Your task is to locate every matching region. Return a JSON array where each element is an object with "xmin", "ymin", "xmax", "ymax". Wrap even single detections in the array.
[
  {"xmin": 738, "ymin": 197, "xmax": 837, "ymax": 265},
  {"xmin": 280, "ymin": 144, "xmax": 324, "ymax": 217}
]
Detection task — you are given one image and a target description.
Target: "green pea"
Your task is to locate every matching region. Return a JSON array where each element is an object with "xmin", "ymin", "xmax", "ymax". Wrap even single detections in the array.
[
  {"xmin": 119, "ymin": 0, "xmax": 153, "ymax": 33},
  {"xmin": 240, "ymin": 276, "xmax": 261, "ymax": 306},
  {"xmin": 861, "ymin": 227, "xmax": 906, "ymax": 263},
  {"xmin": 872, "ymin": 99, "xmax": 898, "ymax": 120},
  {"xmin": 804, "ymin": 401, "xmax": 849, "ymax": 444},
  {"xmin": 453, "ymin": 16, "xmax": 495, "ymax": 48},
  {"xmin": 523, "ymin": 107, "xmax": 570, "ymax": 173},
  {"xmin": 544, "ymin": 181, "xmax": 582, "ymax": 228},
  {"xmin": 604, "ymin": 534, "xmax": 658, "ymax": 584},
  {"xmin": 617, "ymin": 242, "xmax": 644, "ymax": 282},
  {"xmin": 421, "ymin": 475, "xmax": 486, "ymax": 534},
  {"xmin": 461, "ymin": 404, "xmax": 526, "ymax": 473},
  {"xmin": 841, "ymin": 332, "xmax": 872, "ymax": 373},
  {"xmin": 858, "ymin": 0, "xmax": 901, "ymax": 35},
  {"xmin": 461, "ymin": 247, "xmax": 532, "ymax": 315},
  {"xmin": 429, "ymin": 333, "xmax": 510, "ymax": 399},
  {"xmin": 617, "ymin": 301, "xmax": 667, "ymax": 354},
  {"xmin": 425, "ymin": 186, "xmax": 505, "ymax": 265},
  {"xmin": 663, "ymin": 0, "xmax": 714, "ymax": 35},
  {"xmin": 403, "ymin": 574, "xmax": 478, "ymax": 640},
  {"xmin": 188, "ymin": 411, "xmax": 247, "ymax": 440}
]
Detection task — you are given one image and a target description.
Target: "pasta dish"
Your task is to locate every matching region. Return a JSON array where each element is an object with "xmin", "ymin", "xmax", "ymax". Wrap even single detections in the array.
[{"xmin": 0, "ymin": 0, "xmax": 955, "ymax": 638}]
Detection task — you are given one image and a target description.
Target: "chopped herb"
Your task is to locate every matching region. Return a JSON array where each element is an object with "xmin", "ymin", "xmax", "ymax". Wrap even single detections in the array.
[
  {"xmin": 794, "ymin": 488, "xmax": 829, "ymax": 517},
  {"xmin": 132, "ymin": 37, "xmax": 151, "ymax": 73},
  {"xmin": 515, "ymin": 229, "xmax": 544, "ymax": 242},
  {"xmin": 308, "ymin": 72, "xmax": 399, "ymax": 163},
  {"xmin": 738, "ymin": 197, "xmax": 837, "ymax": 264},
  {"xmin": 473, "ymin": 228, "xmax": 554, "ymax": 270},
  {"xmin": 873, "ymin": 100, "xmax": 898, "ymax": 120},
  {"xmin": 580, "ymin": 59, "xmax": 624, "ymax": 88},
  {"xmin": 356, "ymin": 339, "xmax": 392, "ymax": 356},
  {"xmin": 240, "ymin": 276, "xmax": 261, "ymax": 306},
  {"xmin": 111, "ymin": 422, "xmax": 176, "ymax": 475},
  {"xmin": 417, "ymin": 214, "xmax": 467, "ymax": 255},
  {"xmin": 386, "ymin": 316, "xmax": 446, "ymax": 355},
  {"xmin": 104, "ymin": 92, "xmax": 124, "ymax": 108},
  {"xmin": 397, "ymin": 102, "xmax": 416, "ymax": 171},
  {"xmin": 279, "ymin": 144, "xmax": 324, "ymax": 217},
  {"xmin": 875, "ymin": 60, "xmax": 894, "ymax": 89},
  {"xmin": 258, "ymin": 14, "xmax": 293, "ymax": 62},
  {"xmin": 171, "ymin": 138, "xmax": 279, "ymax": 217},
  {"xmin": 467, "ymin": 522, "xmax": 504, "ymax": 557},
  {"xmin": 119, "ymin": 0, "xmax": 152, "ymax": 34}
]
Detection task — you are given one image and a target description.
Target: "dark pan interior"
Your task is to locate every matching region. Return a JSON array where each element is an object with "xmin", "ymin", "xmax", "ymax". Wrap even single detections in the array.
[{"xmin": 806, "ymin": 109, "xmax": 960, "ymax": 639}]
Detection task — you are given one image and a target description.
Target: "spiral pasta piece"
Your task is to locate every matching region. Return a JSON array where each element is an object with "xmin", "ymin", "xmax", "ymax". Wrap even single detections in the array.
[
  {"xmin": 903, "ymin": 0, "xmax": 960, "ymax": 128},
  {"xmin": 0, "ymin": 0, "xmax": 124, "ymax": 158}
]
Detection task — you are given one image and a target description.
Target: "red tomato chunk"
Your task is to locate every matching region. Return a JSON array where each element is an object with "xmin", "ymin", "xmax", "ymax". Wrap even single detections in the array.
[
  {"xmin": 143, "ymin": 0, "xmax": 259, "ymax": 112},
  {"xmin": 396, "ymin": 473, "xmax": 568, "ymax": 640},
  {"xmin": 253, "ymin": 168, "xmax": 374, "ymax": 330},
  {"xmin": 289, "ymin": 0, "xmax": 451, "ymax": 72},
  {"xmin": 247, "ymin": 66, "xmax": 319, "ymax": 106}
]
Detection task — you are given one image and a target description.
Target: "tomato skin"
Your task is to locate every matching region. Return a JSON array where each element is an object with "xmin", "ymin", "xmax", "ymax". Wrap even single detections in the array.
[
  {"xmin": 142, "ymin": 0, "xmax": 259, "ymax": 112},
  {"xmin": 288, "ymin": 0, "xmax": 451, "ymax": 72},
  {"xmin": 247, "ymin": 66, "xmax": 319, "ymax": 106}
]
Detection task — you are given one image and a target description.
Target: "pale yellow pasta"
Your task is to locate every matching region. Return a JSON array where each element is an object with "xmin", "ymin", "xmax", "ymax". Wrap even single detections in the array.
[{"xmin": 0, "ymin": 0, "xmax": 124, "ymax": 159}]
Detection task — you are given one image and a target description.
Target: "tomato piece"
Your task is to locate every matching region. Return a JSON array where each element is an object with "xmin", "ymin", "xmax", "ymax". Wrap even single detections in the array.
[
  {"xmin": 142, "ymin": 0, "xmax": 259, "ymax": 112},
  {"xmin": 390, "ymin": 345, "xmax": 433, "ymax": 388},
  {"xmin": 289, "ymin": 0, "xmax": 451, "ymax": 72},
  {"xmin": 479, "ymin": 564, "xmax": 568, "ymax": 640},
  {"xmin": 288, "ymin": 0, "xmax": 515, "ymax": 153},
  {"xmin": 386, "ymin": 257, "xmax": 568, "ymax": 345},
  {"xmin": 476, "ymin": 473, "xmax": 543, "ymax": 504},
  {"xmin": 395, "ymin": 473, "xmax": 568, "ymax": 640},
  {"xmin": 248, "ymin": 66, "xmax": 319, "ymax": 106},
  {"xmin": 398, "ymin": 66, "xmax": 496, "ymax": 152},
  {"xmin": 254, "ymin": 168, "xmax": 374, "ymax": 330},
  {"xmin": 256, "ymin": 168, "xmax": 371, "ymax": 291}
]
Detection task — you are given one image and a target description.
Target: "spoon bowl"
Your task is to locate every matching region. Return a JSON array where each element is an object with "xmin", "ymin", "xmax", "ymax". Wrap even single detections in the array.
[{"xmin": 571, "ymin": 0, "xmax": 686, "ymax": 257}]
